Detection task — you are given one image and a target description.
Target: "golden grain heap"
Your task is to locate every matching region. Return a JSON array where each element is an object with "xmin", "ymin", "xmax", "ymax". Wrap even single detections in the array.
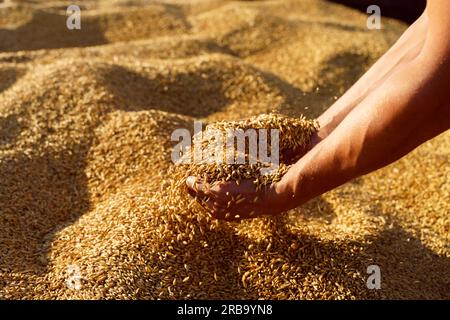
[
  {"xmin": 180, "ymin": 113, "xmax": 318, "ymax": 189},
  {"xmin": 174, "ymin": 112, "xmax": 318, "ymax": 220},
  {"xmin": 0, "ymin": 0, "xmax": 448, "ymax": 300}
]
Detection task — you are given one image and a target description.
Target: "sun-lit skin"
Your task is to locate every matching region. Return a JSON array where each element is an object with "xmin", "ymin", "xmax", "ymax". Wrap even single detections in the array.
[{"xmin": 186, "ymin": 0, "xmax": 450, "ymax": 221}]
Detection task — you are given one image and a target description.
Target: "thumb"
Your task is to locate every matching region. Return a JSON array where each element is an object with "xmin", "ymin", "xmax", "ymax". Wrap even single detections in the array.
[{"xmin": 186, "ymin": 176, "xmax": 210, "ymax": 198}]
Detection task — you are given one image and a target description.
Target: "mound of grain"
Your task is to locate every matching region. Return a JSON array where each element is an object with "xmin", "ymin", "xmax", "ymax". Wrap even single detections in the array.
[
  {"xmin": 0, "ymin": 0, "xmax": 448, "ymax": 301},
  {"xmin": 180, "ymin": 113, "xmax": 318, "ymax": 190}
]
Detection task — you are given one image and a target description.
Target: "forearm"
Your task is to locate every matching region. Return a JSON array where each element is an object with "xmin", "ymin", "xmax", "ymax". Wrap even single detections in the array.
[
  {"xmin": 278, "ymin": 52, "xmax": 450, "ymax": 208},
  {"xmin": 188, "ymin": 0, "xmax": 450, "ymax": 221},
  {"xmin": 317, "ymin": 12, "xmax": 428, "ymax": 136}
]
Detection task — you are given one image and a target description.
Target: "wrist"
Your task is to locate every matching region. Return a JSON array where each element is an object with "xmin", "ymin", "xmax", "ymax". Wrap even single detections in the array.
[{"xmin": 269, "ymin": 171, "xmax": 302, "ymax": 213}]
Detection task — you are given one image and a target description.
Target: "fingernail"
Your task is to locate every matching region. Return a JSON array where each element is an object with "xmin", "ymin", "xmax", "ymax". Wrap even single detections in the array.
[{"xmin": 186, "ymin": 176, "xmax": 196, "ymax": 189}]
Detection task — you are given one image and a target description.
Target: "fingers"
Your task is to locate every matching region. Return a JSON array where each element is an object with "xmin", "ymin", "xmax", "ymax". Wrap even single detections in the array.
[
  {"xmin": 210, "ymin": 179, "xmax": 254, "ymax": 195},
  {"xmin": 186, "ymin": 176, "xmax": 282, "ymax": 221},
  {"xmin": 197, "ymin": 196, "xmax": 243, "ymax": 222},
  {"xmin": 185, "ymin": 177, "xmax": 232, "ymax": 217},
  {"xmin": 186, "ymin": 176, "xmax": 212, "ymax": 198},
  {"xmin": 186, "ymin": 176, "xmax": 230, "ymax": 205}
]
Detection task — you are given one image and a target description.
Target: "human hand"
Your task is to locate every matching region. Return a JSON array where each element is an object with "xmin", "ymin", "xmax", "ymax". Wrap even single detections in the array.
[
  {"xmin": 281, "ymin": 131, "xmax": 322, "ymax": 164},
  {"xmin": 186, "ymin": 132, "xmax": 321, "ymax": 221},
  {"xmin": 186, "ymin": 176, "xmax": 289, "ymax": 221}
]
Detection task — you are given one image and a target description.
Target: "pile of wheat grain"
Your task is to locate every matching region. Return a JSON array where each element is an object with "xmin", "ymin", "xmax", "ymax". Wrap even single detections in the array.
[
  {"xmin": 181, "ymin": 112, "xmax": 318, "ymax": 186},
  {"xmin": 174, "ymin": 113, "xmax": 317, "ymax": 219},
  {"xmin": 1, "ymin": 0, "xmax": 448, "ymax": 301}
]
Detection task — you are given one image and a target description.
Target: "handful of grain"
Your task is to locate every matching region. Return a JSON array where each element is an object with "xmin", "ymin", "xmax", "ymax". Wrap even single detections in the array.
[{"xmin": 179, "ymin": 113, "xmax": 318, "ymax": 190}]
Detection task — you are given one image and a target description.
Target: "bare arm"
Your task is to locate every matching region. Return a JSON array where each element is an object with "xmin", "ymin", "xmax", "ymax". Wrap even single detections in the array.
[
  {"xmin": 276, "ymin": 0, "xmax": 450, "ymax": 208},
  {"xmin": 317, "ymin": 12, "xmax": 428, "ymax": 138},
  {"xmin": 186, "ymin": 1, "xmax": 450, "ymax": 220}
]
